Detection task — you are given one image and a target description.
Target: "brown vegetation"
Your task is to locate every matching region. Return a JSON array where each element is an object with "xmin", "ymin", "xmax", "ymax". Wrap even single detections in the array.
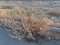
[
  {"xmin": 19, "ymin": 10, "xmax": 60, "ymax": 41},
  {"xmin": 0, "ymin": 7, "xmax": 60, "ymax": 42}
]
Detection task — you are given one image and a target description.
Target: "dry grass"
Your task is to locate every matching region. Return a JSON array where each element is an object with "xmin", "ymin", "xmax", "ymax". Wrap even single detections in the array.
[
  {"xmin": 19, "ymin": 9, "xmax": 60, "ymax": 41},
  {"xmin": 0, "ymin": 7, "xmax": 60, "ymax": 42}
]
